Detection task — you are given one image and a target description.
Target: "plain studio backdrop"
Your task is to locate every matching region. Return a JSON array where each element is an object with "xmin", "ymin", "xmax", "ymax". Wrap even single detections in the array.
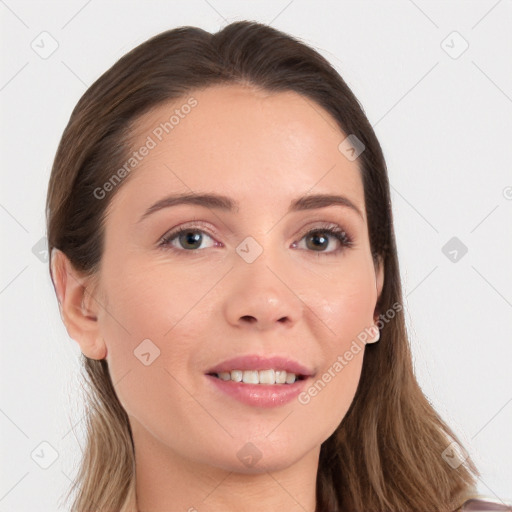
[{"xmin": 1, "ymin": 1, "xmax": 511, "ymax": 510}]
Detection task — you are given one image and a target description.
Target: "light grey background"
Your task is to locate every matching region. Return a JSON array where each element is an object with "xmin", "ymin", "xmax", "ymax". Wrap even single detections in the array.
[{"xmin": 1, "ymin": 1, "xmax": 511, "ymax": 510}]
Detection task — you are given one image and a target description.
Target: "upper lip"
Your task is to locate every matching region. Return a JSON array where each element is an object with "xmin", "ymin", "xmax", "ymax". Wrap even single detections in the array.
[{"xmin": 206, "ymin": 354, "xmax": 315, "ymax": 377}]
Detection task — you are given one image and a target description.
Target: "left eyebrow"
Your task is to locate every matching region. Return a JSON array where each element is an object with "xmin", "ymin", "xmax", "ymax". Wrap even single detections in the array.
[{"xmin": 137, "ymin": 192, "xmax": 364, "ymax": 223}]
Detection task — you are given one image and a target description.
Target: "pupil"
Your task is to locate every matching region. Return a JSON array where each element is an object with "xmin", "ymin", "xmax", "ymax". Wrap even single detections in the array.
[
  {"xmin": 180, "ymin": 231, "xmax": 202, "ymax": 250},
  {"xmin": 307, "ymin": 233, "xmax": 328, "ymax": 251}
]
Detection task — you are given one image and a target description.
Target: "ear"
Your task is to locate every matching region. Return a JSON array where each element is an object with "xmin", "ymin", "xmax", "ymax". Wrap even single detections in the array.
[{"xmin": 50, "ymin": 248, "xmax": 107, "ymax": 360}]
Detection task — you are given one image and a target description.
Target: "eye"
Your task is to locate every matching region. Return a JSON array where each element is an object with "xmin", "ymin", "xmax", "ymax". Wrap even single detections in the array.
[
  {"xmin": 292, "ymin": 224, "xmax": 354, "ymax": 255},
  {"xmin": 159, "ymin": 225, "xmax": 219, "ymax": 252}
]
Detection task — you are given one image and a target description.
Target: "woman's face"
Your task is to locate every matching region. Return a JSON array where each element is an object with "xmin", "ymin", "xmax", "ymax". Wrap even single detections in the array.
[{"xmin": 92, "ymin": 84, "xmax": 383, "ymax": 473}]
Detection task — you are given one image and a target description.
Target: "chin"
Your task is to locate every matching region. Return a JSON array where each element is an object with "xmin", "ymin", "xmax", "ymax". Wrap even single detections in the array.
[
  {"xmin": 203, "ymin": 437, "xmax": 311, "ymax": 475},
  {"xmin": 215, "ymin": 452, "xmax": 301, "ymax": 475}
]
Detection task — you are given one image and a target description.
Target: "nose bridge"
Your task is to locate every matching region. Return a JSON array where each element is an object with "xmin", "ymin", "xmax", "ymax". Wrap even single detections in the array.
[{"xmin": 223, "ymin": 234, "xmax": 302, "ymax": 329}]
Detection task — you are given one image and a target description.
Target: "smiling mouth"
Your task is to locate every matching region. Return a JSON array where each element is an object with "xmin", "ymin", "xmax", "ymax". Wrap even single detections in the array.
[{"xmin": 207, "ymin": 369, "xmax": 308, "ymax": 385}]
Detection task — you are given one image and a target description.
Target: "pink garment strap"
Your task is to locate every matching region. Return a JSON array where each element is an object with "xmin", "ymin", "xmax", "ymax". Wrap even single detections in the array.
[{"xmin": 460, "ymin": 498, "xmax": 512, "ymax": 511}]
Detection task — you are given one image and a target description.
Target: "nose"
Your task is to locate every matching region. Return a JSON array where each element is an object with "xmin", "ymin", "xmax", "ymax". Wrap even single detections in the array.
[{"xmin": 222, "ymin": 249, "xmax": 303, "ymax": 331}]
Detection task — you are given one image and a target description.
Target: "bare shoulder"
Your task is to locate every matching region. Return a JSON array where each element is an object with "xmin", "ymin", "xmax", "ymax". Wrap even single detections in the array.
[{"xmin": 456, "ymin": 498, "xmax": 512, "ymax": 511}]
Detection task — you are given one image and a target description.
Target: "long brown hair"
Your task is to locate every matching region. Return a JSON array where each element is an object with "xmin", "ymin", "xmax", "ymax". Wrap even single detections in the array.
[{"xmin": 46, "ymin": 20, "xmax": 479, "ymax": 511}]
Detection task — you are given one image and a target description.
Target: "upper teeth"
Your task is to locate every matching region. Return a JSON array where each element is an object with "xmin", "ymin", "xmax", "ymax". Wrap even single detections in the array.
[{"xmin": 216, "ymin": 369, "xmax": 299, "ymax": 384}]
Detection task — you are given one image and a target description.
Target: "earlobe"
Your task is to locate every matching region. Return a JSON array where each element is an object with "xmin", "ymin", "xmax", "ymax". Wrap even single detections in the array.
[{"xmin": 50, "ymin": 248, "xmax": 107, "ymax": 360}]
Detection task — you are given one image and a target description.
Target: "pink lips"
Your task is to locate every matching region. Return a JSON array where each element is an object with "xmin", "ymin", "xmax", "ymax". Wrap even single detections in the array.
[{"xmin": 205, "ymin": 354, "xmax": 315, "ymax": 408}]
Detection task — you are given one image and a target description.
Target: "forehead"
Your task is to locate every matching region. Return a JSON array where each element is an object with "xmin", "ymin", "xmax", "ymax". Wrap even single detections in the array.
[{"xmin": 112, "ymin": 84, "xmax": 365, "ymax": 218}]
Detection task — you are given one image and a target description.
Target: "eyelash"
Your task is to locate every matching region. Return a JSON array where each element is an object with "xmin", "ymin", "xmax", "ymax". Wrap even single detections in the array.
[{"xmin": 158, "ymin": 222, "xmax": 354, "ymax": 256}]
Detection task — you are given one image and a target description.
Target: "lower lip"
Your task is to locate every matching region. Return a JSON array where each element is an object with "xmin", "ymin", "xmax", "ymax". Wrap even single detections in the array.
[{"xmin": 205, "ymin": 374, "xmax": 310, "ymax": 408}]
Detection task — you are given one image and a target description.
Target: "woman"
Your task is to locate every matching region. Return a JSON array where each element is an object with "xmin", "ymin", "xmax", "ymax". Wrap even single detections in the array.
[{"xmin": 46, "ymin": 20, "xmax": 507, "ymax": 512}]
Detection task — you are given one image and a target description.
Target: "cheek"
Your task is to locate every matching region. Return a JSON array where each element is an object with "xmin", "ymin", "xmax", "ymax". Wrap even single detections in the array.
[
  {"xmin": 101, "ymin": 257, "xmax": 206, "ymax": 340},
  {"xmin": 98, "ymin": 265, "xmax": 210, "ymax": 439},
  {"xmin": 98, "ymin": 259, "xmax": 214, "ymax": 395},
  {"xmin": 304, "ymin": 259, "xmax": 377, "ymax": 341}
]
